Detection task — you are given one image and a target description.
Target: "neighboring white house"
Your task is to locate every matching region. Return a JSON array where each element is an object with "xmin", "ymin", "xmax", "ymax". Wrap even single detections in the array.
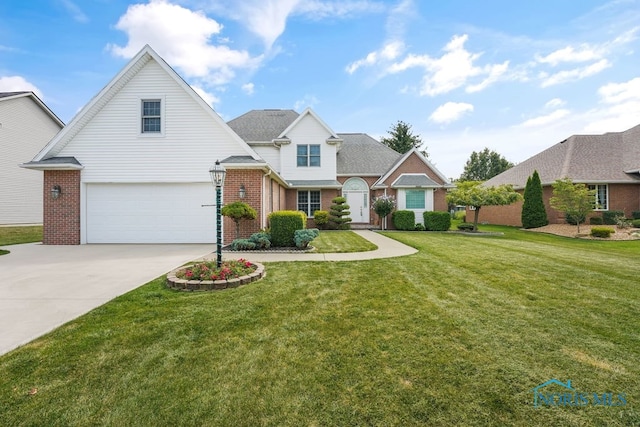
[{"xmin": 0, "ymin": 92, "xmax": 64, "ymax": 224}]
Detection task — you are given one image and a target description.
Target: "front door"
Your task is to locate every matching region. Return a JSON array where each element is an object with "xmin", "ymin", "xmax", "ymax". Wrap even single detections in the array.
[{"xmin": 345, "ymin": 191, "xmax": 369, "ymax": 223}]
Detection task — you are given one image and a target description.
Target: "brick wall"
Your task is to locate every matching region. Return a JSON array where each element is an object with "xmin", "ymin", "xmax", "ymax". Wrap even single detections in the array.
[
  {"xmin": 43, "ymin": 170, "xmax": 80, "ymax": 245},
  {"xmin": 223, "ymin": 169, "xmax": 264, "ymax": 243}
]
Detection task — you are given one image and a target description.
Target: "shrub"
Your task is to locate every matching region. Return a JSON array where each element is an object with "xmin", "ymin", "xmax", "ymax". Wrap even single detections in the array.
[
  {"xmin": 230, "ymin": 239, "xmax": 257, "ymax": 250},
  {"xmin": 249, "ymin": 232, "xmax": 271, "ymax": 249},
  {"xmin": 632, "ymin": 219, "xmax": 640, "ymax": 228},
  {"xmin": 424, "ymin": 211, "xmax": 452, "ymax": 231},
  {"xmin": 294, "ymin": 228, "xmax": 319, "ymax": 249},
  {"xmin": 521, "ymin": 170, "xmax": 548, "ymax": 228},
  {"xmin": 414, "ymin": 223, "xmax": 425, "ymax": 231},
  {"xmin": 590, "ymin": 227, "xmax": 614, "ymax": 238},
  {"xmin": 565, "ymin": 214, "xmax": 586, "ymax": 225},
  {"xmin": 392, "ymin": 210, "xmax": 415, "ymax": 230},
  {"xmin": 589, "ymin": 216, "xmax": 603, "ymax": 225},
  {"xmin": 603, "ymin": 210, "xmax": 624, "ymax": 225},
  {"xmin": 632, "ymin": 211, "xmax": 640, "ymax": 220},
  {"xmin": 328, "ymin": 197, "xmax": 352, "ymax": 230},
  {"xmin": 313, "ymin": 210, "xmax": 329, "ymax": 229},
  {"xmin": 616, "ymin": 216, "xmax": 632, "ymax": 229},
  {"xmin": 269, "ymin": 210, "xmax": 306, "ymax": 247},
  {"xmin": 454, "ymin": 210, "xmax": 466, "ymax": 221},
  {"xmin": 221, "ymin": 201, "xmax": 257, "ymax": 239},
  {"xmin": 457, "ymin": 223, "xmax": 475, "ymax": 231}
]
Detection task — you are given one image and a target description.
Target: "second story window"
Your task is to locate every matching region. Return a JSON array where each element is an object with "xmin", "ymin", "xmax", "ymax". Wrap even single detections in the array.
[
  {"xmin": 297, "ymin": 144, "xmax": 320, "ymax": 167},
  {"xmin": 142, "ymin": 100, "xmax": 161, "ymax": 133}
]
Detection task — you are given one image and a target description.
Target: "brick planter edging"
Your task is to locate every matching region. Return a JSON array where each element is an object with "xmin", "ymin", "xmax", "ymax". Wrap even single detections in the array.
[{"xmin": 166, "ymin": 262, "xmax": 266, "ymax": 291}]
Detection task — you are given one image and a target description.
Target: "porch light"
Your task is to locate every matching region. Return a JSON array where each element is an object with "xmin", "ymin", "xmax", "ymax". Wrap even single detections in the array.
[
  {"xmin": 51, "ymin": 185, "xmax": 61, "ymax": 199},
  {"xmin": 209, "ymin": 160, "xmax": 226, "ymax": 189},
  {"xmin": 209, "ymin": 160, "xmax": 226, "ymax": 268},
  {"xmin": 239, "ymin": 184, "xmax": 246, "ymax": 199}
]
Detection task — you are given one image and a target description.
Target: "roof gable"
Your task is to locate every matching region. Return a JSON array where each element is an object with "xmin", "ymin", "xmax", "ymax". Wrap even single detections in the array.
[
  {"xmin": 32, "ymin": 45, "xmax": 259, "ymax": 162},
  {"xmin": 375, "ymin": 148, "xmax": 452, "ymax": 188},
  {"xmin": 278, "ymin": 108, "xmax": 342, "ymax": 142},
  {"xmin": 0, "ymin": 91, "xmax": 64, "ymax": 128}
]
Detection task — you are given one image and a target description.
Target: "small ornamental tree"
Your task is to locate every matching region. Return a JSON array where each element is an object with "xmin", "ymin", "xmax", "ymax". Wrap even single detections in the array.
[
  {"xmin": 445, "ymin": 181, "xmax": 523, "ymax": 231},
  {"xmin": 549, "ymin": 178, "xmax": 595, "ymax": 234},
  {"xmin": 328, "ymin": 196, "xmax": 352, "ymax": 230},
  {"xmin": 221, "ymin": 201, "xmax": 257, "ymax": 239},
  {"xmin": 372, "ymin": 195, "xmax": 396, "ymax": 230},
  {"xmin": 521, "ymin": 170, "xmax": 548, "ymax": 229}
]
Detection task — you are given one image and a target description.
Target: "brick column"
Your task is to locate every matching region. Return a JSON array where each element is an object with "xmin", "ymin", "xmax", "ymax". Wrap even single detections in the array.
[
  {"xmin": 223, "ymin": 169, "xmax": 264, "ymax": 243},
  {"xmin": 43, "ymin": 170, "xmax": 81, "ymax": 245}
]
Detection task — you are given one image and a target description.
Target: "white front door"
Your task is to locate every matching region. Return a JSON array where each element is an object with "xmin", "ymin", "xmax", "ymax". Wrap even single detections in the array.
[{"xmin": 345, "ymin": 191, "xmax": 369, "ymax": 223}]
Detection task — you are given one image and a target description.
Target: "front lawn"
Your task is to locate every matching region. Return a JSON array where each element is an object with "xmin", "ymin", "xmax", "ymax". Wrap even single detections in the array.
[
  {"xmin": 0, "ymin": 225, "xmax": 43, "ymax": 255},
  {"xmin": 0, "ymin": 228, "xmax": 638, "ymax": 426},
  {"xmin": 312, "ymin": 230, "xmax": 378, "ymax": 253}
]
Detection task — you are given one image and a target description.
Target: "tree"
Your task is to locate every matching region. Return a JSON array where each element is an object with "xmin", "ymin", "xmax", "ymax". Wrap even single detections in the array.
[
  {"xmin": 446, "ymin": 181, "xmax": 523, "ymax": 231},
  {"xmin": 328, "ymin": 196, "xmax": 352, "ymax": 230},
  {"xmin": 459, "ymin": 148, "xmax": 514, "ymax": 181},
  {"xmin": 521, "ymin": 170, "xmax": 548, "ymax": 229},
  {"xmin": 221, "ymin": 201, "xmax": 257, "ymax": 239},
  {"xmin": 372, "ymin": 195, "xmax": 396, "ymax": 230},
  {"xmin": 549, "ymin": 178, "xmax": 595, "ymax": 234},
  {"xmin": 381, "ymin": 120, "xmax": 427, "ymax": 156}
]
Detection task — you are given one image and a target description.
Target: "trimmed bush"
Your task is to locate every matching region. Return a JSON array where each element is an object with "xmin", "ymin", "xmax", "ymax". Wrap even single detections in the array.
[
  {"xmin": 294, "ymin": 228, "xmax": 319, "ymax": 249},
  {"xmin": 313, "ymin": 210, "xmax": 329, "ymax": 229},
  {"xmin": 603, "ymin": 210, "xmax": 624, "ymax": 225},
  {"xmin": 590, "ymin": 227, "xmax": 614, "ymax": 238},
  {"xmin": 424, "ymin": 211, "xmax": 452, "ymax": 231},
  {"xmin": 457, "ymin": 223, "xmax": 475, "ymax": 231},
  {"xmin": 632, "ymin": 219, "xmax": 640, "ymax": 228},
  {"xmin": 230, "ymin": 239, "xmax": 257, "ymax": 250},
  {"xmin": 414, "ymin": 223, "xmax": 425, "ymax": 231},
  {"xmin": 328, "ymin": 197, "xmax": 352, "ymax": 230},
  {"xmin": 589, "ymin": 216, "xmax": 603, "ymax": 225},
  {"xmin": 249, "ymin": 232, "xmax": 271, "ymax": 249},
  {"xmin": 269, "ymin": 210, "xmax": 306, "ymax": 247},
  {"xmin": 521, "ymin": 170, "xmax": 548, "ymax": 228},
  {"xmin": 632, "ymin": 211, "xmax": 640, "ymax": 220},
  {"xmin": 392, "ymin": 210, "xmax": 415, "ymax": 230},
  {"xmin": 454, "ymin": 210, "xmax": 466, "ymax": 221}
]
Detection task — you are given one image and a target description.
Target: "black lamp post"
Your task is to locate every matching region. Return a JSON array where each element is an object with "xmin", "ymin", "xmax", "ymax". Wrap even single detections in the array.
[{"xmin": 209, "ymin": 160, "xmax": 226, "ymax": 268}]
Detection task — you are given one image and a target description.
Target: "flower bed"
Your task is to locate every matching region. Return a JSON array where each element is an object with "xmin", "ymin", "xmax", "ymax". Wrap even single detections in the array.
[{"xmin": 166, "ymin": 259, "xmax": 265, "ymax": 291}]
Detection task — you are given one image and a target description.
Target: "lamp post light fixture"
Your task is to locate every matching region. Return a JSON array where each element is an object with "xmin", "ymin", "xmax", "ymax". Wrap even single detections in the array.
[
  {"xmin": 209, "ymin": 160, "xmax": 226, "ymax": 268},
  {"xmin": 238, "ymin": 184, "xmax": 246, "ymax": 199},
  {"xmin": 51, "ymin": 185, "xmax": 61, "ymax": 199}
]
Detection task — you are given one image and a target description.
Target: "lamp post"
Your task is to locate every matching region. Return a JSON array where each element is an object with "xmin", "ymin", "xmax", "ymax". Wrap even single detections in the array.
[{"xmin": 209, "ymin": 160, "xmax": 226, "ymax": 268}]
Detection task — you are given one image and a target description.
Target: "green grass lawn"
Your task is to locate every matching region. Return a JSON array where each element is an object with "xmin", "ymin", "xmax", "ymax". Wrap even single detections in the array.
[
  {"xmin": 312, "ymin": 230, "xmax": 378, "ymax": 253},
  {"xmin": 1, "ymin": 228, "xmax": 638, "ymax": 426},
  {"xmin": 0, "ymin": 226, "xmax": 43, "ymax": 255}
]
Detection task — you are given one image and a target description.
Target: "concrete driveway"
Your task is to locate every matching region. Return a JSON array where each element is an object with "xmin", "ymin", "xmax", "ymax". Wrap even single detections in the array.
[{"xmin": 0, "ymin": 243, "xmax": 212, "ymax": 356}]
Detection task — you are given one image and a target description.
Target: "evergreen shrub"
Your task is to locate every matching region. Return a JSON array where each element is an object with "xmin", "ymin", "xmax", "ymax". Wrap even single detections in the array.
[
  {"xmin": 424, "ymin": 211, "xmax": 451, "ymax": 231},
  {"xmin": 392, "ymin": 210, "xmax": 415, "ymax": 230}
]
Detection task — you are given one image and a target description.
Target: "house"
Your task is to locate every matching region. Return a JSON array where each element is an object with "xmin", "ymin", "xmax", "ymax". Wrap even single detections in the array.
[
  {"xmin": 22, "ymin": 45, "xmax": 451, "ymax": 244},
  {"xmin": 471, "ymin": 124, "xmax": 640, "ymax": 226},
  {"xmin": 0, "ymin": 92, "xmax": 64, "ymax": 224}
]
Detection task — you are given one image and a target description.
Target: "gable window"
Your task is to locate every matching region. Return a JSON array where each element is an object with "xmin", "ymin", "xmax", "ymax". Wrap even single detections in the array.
[
  {"xmin": 297, "ymin": 144, "xmax": 320, "ymax": 167},
  {"xmin": 405, "ymin": 190, "xmax": 425, "ymax": 209},
  {"xmin": 298, "ymin": 190, "xmax": 320, "ymax": 216},
  {"xmin": 141, "ymin": 100, "xmax": 161, "ymax": 133},
  {"xmin": 588, "ymin": 184, "xmax": 608, "ymax": 210}
]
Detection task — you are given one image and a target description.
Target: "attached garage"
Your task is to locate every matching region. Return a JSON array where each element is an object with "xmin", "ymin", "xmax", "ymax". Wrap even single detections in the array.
[{"xmin": 86, "ymin": 183, "xmax": 217, "ymax": 243}]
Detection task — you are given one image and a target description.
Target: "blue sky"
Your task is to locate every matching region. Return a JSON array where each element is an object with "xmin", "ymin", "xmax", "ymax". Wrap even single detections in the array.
[{"xmin": 2, "ymin": 0, "xmax": 639, "ymax": 178}]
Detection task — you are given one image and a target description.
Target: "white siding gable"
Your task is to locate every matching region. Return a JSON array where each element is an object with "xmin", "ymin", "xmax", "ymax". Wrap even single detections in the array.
[
  {"xmin": 279, "ymin": 113, "xmax": 337, "ymax": 181},
  {"xmin": 56, "ymin": 57, "xmax": 255, "ymax": 183}
]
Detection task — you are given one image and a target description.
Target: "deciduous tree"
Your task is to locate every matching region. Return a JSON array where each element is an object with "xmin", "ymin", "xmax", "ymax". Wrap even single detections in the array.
[
  {"xmin": 549, "ymin": 178, "xmax": 595, "ymax": 234},
  {"xmin": 459, "ymin": 148, "xmax": 514, "ymax": 181}
]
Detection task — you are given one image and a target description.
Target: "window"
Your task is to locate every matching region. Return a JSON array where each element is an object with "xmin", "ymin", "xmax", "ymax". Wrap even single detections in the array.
[
  {"xmin": 297, "ymin": 144, "xmax": 320, "ymax": 167},
  {"xmin": 141, "ymin": 100, "xmax": 161, "ymax": 133},
  {"xmin": 588, "ymin": 184, "xmax": 608, "ymax": 210},
  {"xmin": 298, "ymin": 190, "xmax": 321, "ymax": 216},
  {"xmin": 405, "ymin": 190, "xmax": 425, "ymax": 209}
]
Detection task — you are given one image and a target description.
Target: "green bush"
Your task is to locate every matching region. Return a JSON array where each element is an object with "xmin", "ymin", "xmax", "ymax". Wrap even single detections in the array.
[
  {"xmin": 249, "ymin": 232, "xmax": 271, "ymax": 249},
  {"xmin": 328, "ymin": 197, "xmax": 352, "ymax": 230},
  {"xmin": 230, "ymin": 239, "xmax": 257, "ymax": 250},
  {"xmin": 414, "ymin": 223, "xmax": 425, "ymax": 231},
  {"xmin": 590, "ymin": 227, "xmax": 614, "ymax": 238},
  {"xmin": 392, "ymin": 210, "xmax": 415, "ymax": 230},
  {"xmin": 565, "ymin": 214, "xmax": 586, "ymax": 225},
  {"xmin": 269, "ymin": 210, "xmax": 306, "ymax": 247},
  {"xmin": 603, "ymin": 210, "xmax": 624, "ymax": 225},
  {"xmin": 632, "ymin": 211, "xmax": 640, "ymax": 220},
  {"xmin": 632, "ymin": 219, "xmax": 640, "ymax": 228},
  {"xmin": 294, "ymin": 228, "xmax": 319, "ymax": 249},
  {"xmin": 313, "ymin": 210, "xmax": 329, "ymax": 229},
  {"xmin": 454, "ymin": 210, "xmax": 466, "ymax": 221},
  {"xmin": 589, "ymin": 216, "xmax": 603, "ymax": 225},
  {"xmin": 424, "ymin": 211, "xmax": 452, "ymax": 231},
  {"xmin": 521, "ymin": 170, "xmax": 548, "ymax": 228},
  {"xmin": 457, "ymin": 223, "xmax": 475, "ymax": 231}
]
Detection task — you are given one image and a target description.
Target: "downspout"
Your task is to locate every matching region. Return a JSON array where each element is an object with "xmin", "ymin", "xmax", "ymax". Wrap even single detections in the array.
[{"xmin": 263, "ymin": 169, "xmax": 272, "ymax": 229}]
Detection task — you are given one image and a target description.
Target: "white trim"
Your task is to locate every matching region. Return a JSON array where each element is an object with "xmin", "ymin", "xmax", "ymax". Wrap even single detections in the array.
[
  {"xmin": 139, "ymin": 97, "xmax": 165, "ymax": 137},
  {"xmin": 374, "ymin": 148, "xmax": 452, "ymax": 188}
]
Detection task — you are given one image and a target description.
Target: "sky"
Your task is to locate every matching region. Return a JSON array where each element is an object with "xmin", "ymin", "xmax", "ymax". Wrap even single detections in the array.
[{"xmin": 1, "ymin": 0, "xmax": 639, "ymax": 179}]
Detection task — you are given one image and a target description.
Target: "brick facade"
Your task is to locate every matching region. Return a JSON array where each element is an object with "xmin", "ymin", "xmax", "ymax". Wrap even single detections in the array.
[
  {"xmin": 222, "ymin": 169, "xmax": 266, "ymax": 243},
  {"xmin": 43, "ymin": 170, "xmax": 81, "ymax": 245}
]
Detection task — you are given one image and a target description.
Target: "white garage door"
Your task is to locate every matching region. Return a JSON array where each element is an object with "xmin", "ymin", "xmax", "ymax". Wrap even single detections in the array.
[{"xmin": 86, "ymin": 183, "xmax": 217, "ymax": 243}]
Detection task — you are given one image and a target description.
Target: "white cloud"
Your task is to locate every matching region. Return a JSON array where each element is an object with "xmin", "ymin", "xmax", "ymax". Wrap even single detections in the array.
[
  {"xmin": 598, "ymin": 77, "xmax": 640, "ymax": 103},
  {"xmin": 107, "ymin": 0, "xmax": 260, "ymax": 84},
  {"xmin": 466, "ymin": 61, "xmax": 510, "ymax": 93},
  {"xmin": 519, "ymin": 109, "xmax": 571, "ymax": 127},
  {"xmin": 59, "ymin": 0, "xmax": 89, "ymax": 23},
  {"xmin": 191, "ymin": 85, "xmax": 220, "ymax": 107},
  {"xmin": 0, "ymin": 75, "xmax": 43, "ymax": 98},
  {"xmin": 584, "ymin": 77, "xmax": 640, "ymax": 133},
  {"xmin": 539, "ymin": 59, "xmax": 611, "ymax": 87},
  {"xmin": 545, "ymin": 98, "xmax": 566, "ymax": 109},
  {"xmin": 346, "ymin": 40, "xmax": 404, "ymax": 74},
  {"xmin": 295, "ymin": 0, "xmax": 385, "ymax": 20},
  {"xmin": 241, "ymin": 82, "xmax": 255, "ymax": 95},
  {"xmin": 429, "ymin": 102, "xmax": 474, "ymax": 124},
  {"xmin": 294, "ymin": 94, "xmax": 319, "ymax": 110},
  {"xmin": 536, "ymin": 44, "xmax": 602, "ymax": 66}
]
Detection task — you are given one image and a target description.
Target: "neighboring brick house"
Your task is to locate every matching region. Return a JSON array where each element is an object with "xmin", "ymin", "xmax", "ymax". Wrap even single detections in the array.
[
  {"xmin": 1, "ymin": 92, "xmax": 63, "ymax": 224},
  {"xmin": 22, "ymin": 44, "xmax": 452, "ymax": 244},
  {"xmin": 470, "ymin": 123, "xmax": 640, "ymax": 226}
]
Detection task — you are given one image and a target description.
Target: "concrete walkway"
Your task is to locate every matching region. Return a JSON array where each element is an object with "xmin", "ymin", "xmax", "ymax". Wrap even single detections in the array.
[{"xmin": 0, "ymin": 231, "xmax": 414, "ymax": 356}]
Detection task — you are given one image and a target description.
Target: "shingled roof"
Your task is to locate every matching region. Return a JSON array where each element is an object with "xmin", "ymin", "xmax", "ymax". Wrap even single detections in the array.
[
  {"xmin": 485, "ymin": 123, "xmax": 640, "ymax": 189},
  {"xmin": 336, "ymin": 133, "xmax": 401, "ymax": 175},
  {"xmin": 227, "ymin": 109, "xmax": 299, "ymax": 142}
]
